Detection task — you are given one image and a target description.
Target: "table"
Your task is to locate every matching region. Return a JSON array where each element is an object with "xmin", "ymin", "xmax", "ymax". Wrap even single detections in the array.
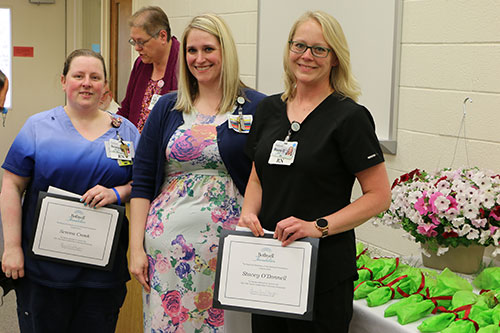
[{"xmin": 349, "ymin": 298, "xmax": 424, "ymax": 333}]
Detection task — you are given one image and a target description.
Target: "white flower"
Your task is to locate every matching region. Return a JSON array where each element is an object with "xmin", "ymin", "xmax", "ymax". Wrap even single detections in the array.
[
  {"xmin": 466, "ymin": 228, "xmax": 480, "ymax": 240},
  {"xmin": 445, "ymin": 208, "xmax": 459, "ymax": 219},
  {"xmin": 436, "ymin": 180, "xmax": 450, "ymax": 192},
  {"xmin": 492, "ymin": 229, "xmax": 500, "ymax": 246},
  {"xmin": 434, "ymin": 195, "xmax": 451, "ymax": 212},
  {"xmin": 479, "ymin": 192, "xmax": 495, "ymax": 209},
  {"xmin": 421, "ymin": 247, "xmax": 431, "ymax": 257},
  {"xmin": 452, "ymin": 217, "xmax": 465, "ymax": 228},
  {"xmin": 471, "ymin": 218, "xmax": 487, "ymax": 228},
  {"xmin": 463, "ymin": 203, "xmax": 479, "ymax": 219},
  {"xmin": 455, "ymin": 192, "xmax": 468, "ymax": 206},
  {"xmin": 479, "ymin": 230, "xmax": 490, "ymax": 245},
  {"xmin": 492, "ymin": 247, "xmax": 500, "ymax": 257},
  {"xmin": 436, "ymin": 247, "xmax": 449, "ymax": 256},
  {"xmin": 458, "ymin": 224, "xmax": 471, "ymax": 237}
]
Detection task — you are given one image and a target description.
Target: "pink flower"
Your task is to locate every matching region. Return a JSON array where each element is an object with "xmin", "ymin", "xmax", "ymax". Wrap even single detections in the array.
[
  {"xmin": 490, "ymin": 226, "xmax": 499, "ymax": 235},
  {"xmin": 490, "ymin": 205, "xmax": 500, "ymax": 221},
  {"xmin": 155, "ymin": 255, "xmax": 171, "ymax": 274},
  {"xmin": 161, "ymin": 290, "xmax": 189, "ymax": 325},
  {"xmin": 171, "ymin": 133, "xmax": 211, "ymax": 161},
  {"xmin": 417, "ymin": 224, "xmax": 438, "ymax": 237},
  {"xmin": 414, "ymin": 195, "xmax": 429, "ymax": 215},
  {"xmin": 211, "ymin": 208, "xmax": 228, "ymax": 224},
  {"xmin": 205, "ymin": 307, "xmax": 224, "ymax": 328},
  {"xmin": 429, "ymin": 214, "xmax": 441, "ymax": 225}
]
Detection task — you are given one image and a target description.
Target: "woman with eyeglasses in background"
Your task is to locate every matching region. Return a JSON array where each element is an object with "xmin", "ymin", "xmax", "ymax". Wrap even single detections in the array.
[{"xmin": 117, "ymin": 6, "xmax": 180, "ymax": 133}]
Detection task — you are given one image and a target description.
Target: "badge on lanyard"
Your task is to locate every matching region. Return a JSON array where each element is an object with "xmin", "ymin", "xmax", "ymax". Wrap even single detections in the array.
[
  {"xmin": 105, "ymin": 131, "xmax": 136, "ymax": 165},
  {"xmin": 148, "ymin": 94, "xmax": 162, "ymax": 110},
  {"xmin": 268, "ymin": 121, "xmax": 300, "ymax": 166},
  {"xmin": 228, "ymin": 96, "xmax": 253, "ymax": 133}
]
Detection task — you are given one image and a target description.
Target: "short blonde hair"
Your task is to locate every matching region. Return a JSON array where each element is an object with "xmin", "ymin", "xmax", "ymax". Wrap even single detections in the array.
[
  {"xmin": 282, "ymin": 11, "xmax": 361, "ymax": 102},
  {"xmin": 174, "ymin": 13, "xmax": 246, "ymax": 114}
]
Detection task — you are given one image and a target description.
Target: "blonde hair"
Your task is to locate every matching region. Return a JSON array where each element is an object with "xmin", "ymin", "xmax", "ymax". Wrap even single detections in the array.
[
  {"xmin": 282, "ymin": 11, "xmax": 361, "ymax": 102},
  {"xmin": 174, "ymin": 13, "xmax": 246, "ymax": 114}
]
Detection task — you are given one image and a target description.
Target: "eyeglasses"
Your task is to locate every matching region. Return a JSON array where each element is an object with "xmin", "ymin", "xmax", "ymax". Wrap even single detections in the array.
[
  {"xmin": 288, "ymin": 41, "xmax": 332, "ymax": 58},
  {"xmin": 128, "ymin": 32, "xmax": 160, "ymax": 48}
]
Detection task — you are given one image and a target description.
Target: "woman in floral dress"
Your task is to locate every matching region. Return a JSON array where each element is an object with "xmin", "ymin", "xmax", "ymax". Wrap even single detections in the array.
[{"xmin": 129, "ymin": 14, "xmax": 266, "ymax": 332}]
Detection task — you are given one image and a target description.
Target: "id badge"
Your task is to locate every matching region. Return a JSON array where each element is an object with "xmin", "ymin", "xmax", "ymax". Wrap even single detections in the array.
[
  {"xmin": 105, "ymin": 139, "xmax": 135, "ymax": 161},
  {"xmin": 228, "ymin": 114, "xmax": 253, "ymax": 133},
  {"xmin": 148, "ymin": 94, "xmax": 162, "ymax": 110},
  {"xmin": 268, "ymin": 140, "xmax": 298, "ymax": 166}
]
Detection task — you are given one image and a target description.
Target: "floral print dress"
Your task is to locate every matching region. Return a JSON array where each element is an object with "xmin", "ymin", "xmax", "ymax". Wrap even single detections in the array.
[{"xmin": 143, "ymin": 110, "xmax": 242, "ymax": 333}]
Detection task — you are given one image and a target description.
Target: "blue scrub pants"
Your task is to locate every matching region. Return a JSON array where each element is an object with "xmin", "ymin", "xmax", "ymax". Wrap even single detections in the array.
[{"xmin": 15, "ymin": 277, "xmax": 127, "ymax": 333}]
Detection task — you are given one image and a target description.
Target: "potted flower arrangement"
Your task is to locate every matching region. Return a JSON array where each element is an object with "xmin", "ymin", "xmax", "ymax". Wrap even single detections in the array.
[{"xmin": 373, "ymin": 167, "xmax": 500, "ymax": 273}]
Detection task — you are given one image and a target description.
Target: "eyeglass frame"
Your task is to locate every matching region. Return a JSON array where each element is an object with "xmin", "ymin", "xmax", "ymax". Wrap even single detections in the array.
[
  {"xmin": 288, "ymin": 41, "xmax": 333, "ymax": 58},
  {"xmin": 128, "ymin": 31, "xmax": 161, "ymax": 48}
]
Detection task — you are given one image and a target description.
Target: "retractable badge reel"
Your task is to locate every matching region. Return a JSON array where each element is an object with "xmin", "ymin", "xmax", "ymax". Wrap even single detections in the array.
[
  {"xmin": 268, "ymin": 121, "xmax": 300, "ymax": 166},
  {"xmin": 228, "ymin": 96, "xmax": 252, "ymax": 133}
]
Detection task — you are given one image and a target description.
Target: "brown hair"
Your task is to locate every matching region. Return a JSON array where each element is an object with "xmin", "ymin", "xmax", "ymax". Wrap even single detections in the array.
[
  {"xmin": 129, "ymin": 6, "xmax": 171, "ymax": 41},
  {"xmin": 62, "ymin": 49, "xmax": 107, "ymax": 81}
]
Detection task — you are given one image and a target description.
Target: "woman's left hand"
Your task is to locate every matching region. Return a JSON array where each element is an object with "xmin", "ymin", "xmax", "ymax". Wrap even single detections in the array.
[
  {"xmin": 274, "ymin": 216, "xmax": 321, "ymax": 247},
  {"xmin": 81, "ymin": 185, "xmax": 116, "ymax": 208}
]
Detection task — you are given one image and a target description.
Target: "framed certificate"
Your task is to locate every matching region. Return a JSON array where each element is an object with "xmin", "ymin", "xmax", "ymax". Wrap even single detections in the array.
[
  {"xmin": 30, "ymin": 191, "xmax": 125, "ymax": 271},
  {"xmin": 213, "ymin": 230, "xmax": 319, "ymax": 320}
]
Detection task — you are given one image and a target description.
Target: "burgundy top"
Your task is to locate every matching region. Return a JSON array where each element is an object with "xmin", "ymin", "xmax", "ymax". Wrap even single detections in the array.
[{"xmin": 118, "ymin": 36, "xmax": 180, "ymax": 127}]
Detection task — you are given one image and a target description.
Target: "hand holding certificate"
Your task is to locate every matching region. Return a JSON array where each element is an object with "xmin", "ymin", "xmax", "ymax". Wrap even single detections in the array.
[
  {"xmin": 213, "ymin": 230, "xmax": 319, "ymax": 320},
  {"xmin": 30, "ymin": 191, "xmax": 124, "ymax": 270}
]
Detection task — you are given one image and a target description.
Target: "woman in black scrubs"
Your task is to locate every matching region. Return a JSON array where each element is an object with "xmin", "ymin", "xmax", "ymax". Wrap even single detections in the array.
[{"xmin": 239, "ymin": 11, "xmax": 391, "ymax": 333}]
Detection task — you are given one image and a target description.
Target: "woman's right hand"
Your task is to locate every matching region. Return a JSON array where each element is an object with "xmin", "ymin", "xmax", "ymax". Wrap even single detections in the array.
[
  {"xmin": 129, "ymin": 248, "xmax": 150, "ymax": 292},
  {"xmin": 238, "ymin": 213, "xmax": 264, "ymax": 237},
  {"xmin": 2, "ymin": 245, "xmax": 25, "ymax": 280}
]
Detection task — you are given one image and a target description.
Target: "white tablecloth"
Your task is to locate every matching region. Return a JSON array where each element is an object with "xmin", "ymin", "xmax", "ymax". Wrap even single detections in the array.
[{"xmin": 349, "ymin": 298, "xmax": 426, "ymax": 333}]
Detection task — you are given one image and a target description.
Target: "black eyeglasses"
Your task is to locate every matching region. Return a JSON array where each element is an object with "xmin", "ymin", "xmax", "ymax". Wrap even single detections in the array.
[
  {"xmin": 128, "ymin": 32, "xmax": 160, "ymax": 48},
  {"xmin": 288, "ymin": 41, "xmax": 332, "ymax": 58}
]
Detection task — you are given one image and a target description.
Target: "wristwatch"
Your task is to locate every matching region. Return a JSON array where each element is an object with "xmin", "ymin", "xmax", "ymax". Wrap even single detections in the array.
[{"xmin": 314, "ymin": 218, "xmax": 329, "ymax": 238}]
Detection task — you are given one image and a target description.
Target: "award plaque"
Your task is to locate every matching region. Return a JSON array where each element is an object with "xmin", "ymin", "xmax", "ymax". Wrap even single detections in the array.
[
  {"xmin": 213, "ymin": 229, "xmax": 319, "ymax": 320},
  {"xmin": 30, "ymin": 192, "xmax": 124, "ymax": 270}
]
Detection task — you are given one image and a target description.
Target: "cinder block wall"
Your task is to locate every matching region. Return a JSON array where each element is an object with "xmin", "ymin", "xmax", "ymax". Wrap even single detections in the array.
[{"xmin": 136, "ymin": 0, "xmax": 500, "ymax": 259}]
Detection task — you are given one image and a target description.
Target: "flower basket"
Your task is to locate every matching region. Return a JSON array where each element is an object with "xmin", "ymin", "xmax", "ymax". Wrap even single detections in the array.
[
  {"xmin": 374, "ymin": 167, "xmax": 500, "ymax": 268},
  {"xmin": 421, "ymin": 243, "xmax": 485, "ymax": 274}
]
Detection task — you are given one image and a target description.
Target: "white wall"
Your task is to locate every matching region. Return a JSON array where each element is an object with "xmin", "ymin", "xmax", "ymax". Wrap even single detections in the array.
[
  {"xmin": 134, "ymin": 0, "xmax": 500, "ymax": 260},
  {"xmin": 357, "ymin": 0, "xmax": 500, "ymax": 260},
  {"xmin": 0, "ymin": 0, "xmax": 66, "ymax": 182}
]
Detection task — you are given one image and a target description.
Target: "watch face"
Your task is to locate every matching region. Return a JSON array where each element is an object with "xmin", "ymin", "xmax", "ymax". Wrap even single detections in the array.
[{"xmin": 316, "ymin": 218, "xmax": 328, "ymax": 228}]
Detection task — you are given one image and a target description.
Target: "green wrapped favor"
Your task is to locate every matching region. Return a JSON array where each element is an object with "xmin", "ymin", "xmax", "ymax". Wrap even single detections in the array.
[
  {"xmin": 357, "ymin": 254, "xmax": 370, "ymax": 269},
  {"xmin": 492, "ymin": 304, "xmax": 500, "ymax": 324},
  {"xmin": 366, "ymin": 286, "xmax": 394, "ymax": 307},
  {"xmin": 471, "ymin": 308, "xmax": 495, "ymax": 328},
  {"xmin": 417, "ymin": 312, "xmax": 456, "ymax": 332},
  {"xmin": 354, "ymin": 280, "xmax": 382, "ymax": 300},
  {"xmin": 437, "ymin": 268, "xmax": 473, "ymax": 292},
  {"xmin": 396, "ymin": 299, "xmax": 434, "ymax": 325},
  {"xmin": 384, "ymin": 294, "xmax": 423, "ymax": 317},
  {"xmin": 452, "ymin": 290, "xmax": 478, "ymax": 308},
  {"xmin": 366, "ymin": 268, "xmax": 417, "ymax": 307},
  {"xmin": 354, "ymin": 269, "xmax": 373, "ymax": 287},
  {"xmin": 441, "ymin": 320, "xmax": 476, "ymax": 333},
  {"xmin": 474, "ymin": 267, "xmax": 500, "ymax": 290},
  {"xmin": 477, "ymin": 324, "xmax": 500, "ymax": 333}
]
